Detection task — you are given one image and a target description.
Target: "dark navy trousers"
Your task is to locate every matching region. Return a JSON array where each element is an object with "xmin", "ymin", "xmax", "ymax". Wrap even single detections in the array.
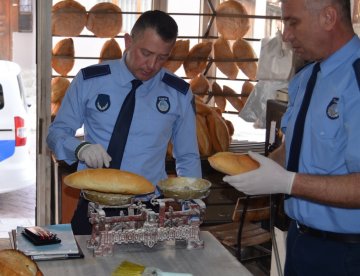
[{"xmin": 285, "ymin": 220, "xmax": 360, "ymax": 276}]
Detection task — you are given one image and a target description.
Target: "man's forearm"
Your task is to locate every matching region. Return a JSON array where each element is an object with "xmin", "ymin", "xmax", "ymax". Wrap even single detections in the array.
[{"xmin": 292, "ymin": 173, "xmax": 360, "ymax": 208}]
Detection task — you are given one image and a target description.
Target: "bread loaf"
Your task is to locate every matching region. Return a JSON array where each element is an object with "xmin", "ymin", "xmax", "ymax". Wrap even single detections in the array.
[
  {"xmin": 223, "ymin": 85, "xmax": 244, "ymax": 112},
  {"xmin": 241, "ymin": 80, "xmax": 254, "ymax": 105},
  {"xmin": 212, "ymin": 81, "xmax": 226, "ymax": 113},
  {"xmin": 208, "ymin": 152, "xmax": 259, "ymax": 175},
  {"xmin": 196, "ymin": 114, "xmax": 212, "ymax": 156},
  {"xmin": 213, "ymin": 37, "xmax": 238, "ymax": 80},
  {"xmin": 52, "ymin": 0, "xmax": 87, "ymax": 36},
  {"xmin": 225, "ymin": 119, "xmax": 234, "ymax": 137},
  {"xmin": 215, "ymin": 0, "xmax": 250, "ymax": 40},
  {"xmin": 64, "ymin": 169, "xmax": 155, "ymax": 195},
  {"xmin": 232, "ymin": 38, "xmax": 258, "ymax": 80},
  {"xmin": 163, "ymin": 39, "xmax": 190, "ymax": 73},
  {"xmin": 99, "ymin": 38, "xmax": 122, "ymax": 63},
  {"xmin": 183, "ymin": 41, "xmax": 212, "ymax": 79},
  {"xmin": 52, "ymin": 38, "xmax": 75, "ymax": 76},
  {"xmin": 0, "ymin": 249, "xmax": 43, "ymax": 276},
  {"xmin": 51, "ymin": 77, "xmax": 70, "ymax": 103},
  {"xmin": 190, "ymin": 74, "xmax": 209, "ymax": 98},
  {"xmin": 206, "ymin": 111, "xmax": 230, "ymax": 152},
  {"xmin": 86, "ymin": 3, "xmax": 122, "ymax": 38}
]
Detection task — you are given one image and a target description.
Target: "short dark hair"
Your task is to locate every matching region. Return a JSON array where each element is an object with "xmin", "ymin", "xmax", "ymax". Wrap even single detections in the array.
[{"xmin": 131, "ymin": 10, "xmax": 178, "ymax": 42}]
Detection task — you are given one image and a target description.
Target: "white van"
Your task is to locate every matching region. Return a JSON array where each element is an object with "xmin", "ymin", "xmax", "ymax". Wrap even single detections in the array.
[{"xmin": 0, "ymin": 60, "xmax": 35, "ymax": 193}]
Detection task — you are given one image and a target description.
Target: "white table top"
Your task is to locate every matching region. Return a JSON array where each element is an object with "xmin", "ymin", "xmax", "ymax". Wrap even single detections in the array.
[{"xmin": 33, "ymin": 231, "xmax": 251, "ymax": 276}]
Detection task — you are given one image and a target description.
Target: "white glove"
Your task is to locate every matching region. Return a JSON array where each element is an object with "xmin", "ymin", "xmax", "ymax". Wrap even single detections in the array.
[
  {"xmin": 223, "ymin": 151, "xmax": 295, "ymax": 195},
  {"xmin": 77, "ymin": 143, "xmax": 112, "ymax": 168}
]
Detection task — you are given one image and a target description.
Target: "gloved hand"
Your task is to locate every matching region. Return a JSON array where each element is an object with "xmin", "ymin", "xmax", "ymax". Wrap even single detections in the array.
[
  {"xmin": 223, "ymin": 151, "xmax": 295, "ymax": 195},
  {"xmin": 77, "ymin": 143, "xmax": 112, "ymax": 168}
]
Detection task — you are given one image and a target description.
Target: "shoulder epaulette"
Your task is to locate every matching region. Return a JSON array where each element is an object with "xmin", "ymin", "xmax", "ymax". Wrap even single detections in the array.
[
  {"xmin": 81, "ymin": 64, "xmax": 111, "ymax": 80},
  {"xmin": 162, "ymin": 73, "xmax": 189, "ymax": 95},
  {"xmin": 353, "ymin": 58, "xmax": 360, "ymax": 91}
]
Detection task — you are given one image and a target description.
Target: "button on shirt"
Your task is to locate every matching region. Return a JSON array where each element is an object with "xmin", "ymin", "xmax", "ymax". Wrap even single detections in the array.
[
  {"xmin": 281, "ymin": 35, "xmax": 360, "ymax": 233},
  {"xmin": 47, "ymin": 57, "xmax": 201, "ymax": 187}
]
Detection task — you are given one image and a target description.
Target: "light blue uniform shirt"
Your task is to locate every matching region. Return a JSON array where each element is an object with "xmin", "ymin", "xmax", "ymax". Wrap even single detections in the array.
[
  {"xmin": 47, "ymin": 57, "xmax": 202, "ymax": 187},
  {"xmin": 281, "ymin": 35, "xmax": 360, "ymax": 233}
]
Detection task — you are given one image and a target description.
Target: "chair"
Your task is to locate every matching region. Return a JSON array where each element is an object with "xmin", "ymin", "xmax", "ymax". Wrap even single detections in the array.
[{"xmin": 202, "ymin": 194, "xmax": 272, "ymax": 264}]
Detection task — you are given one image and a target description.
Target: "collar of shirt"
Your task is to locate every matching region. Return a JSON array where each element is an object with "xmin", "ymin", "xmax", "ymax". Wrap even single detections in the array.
[{"xmin": 320, "ymin": 35, "xmax": 360, "ymax": 77}]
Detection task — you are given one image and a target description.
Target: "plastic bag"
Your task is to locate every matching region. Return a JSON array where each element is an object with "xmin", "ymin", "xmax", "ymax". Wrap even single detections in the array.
[
  {"xmin": 239, "ymin": 80, "xmax": 289, "ymax": 128},
  {"xmin": 256, "ymin": 30, "xmax": 294, "ymax": 81}
]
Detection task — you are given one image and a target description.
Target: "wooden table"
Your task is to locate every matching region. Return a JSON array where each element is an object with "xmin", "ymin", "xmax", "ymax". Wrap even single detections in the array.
[{"xmin": 0, "ymin": 231, "xmax": 252, "ymax": 276}]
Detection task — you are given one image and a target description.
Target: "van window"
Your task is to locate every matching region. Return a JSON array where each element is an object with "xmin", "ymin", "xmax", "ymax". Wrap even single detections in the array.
[{"xmin": 0, "ymin": 84, "xmax": 4, "ymax": 110}]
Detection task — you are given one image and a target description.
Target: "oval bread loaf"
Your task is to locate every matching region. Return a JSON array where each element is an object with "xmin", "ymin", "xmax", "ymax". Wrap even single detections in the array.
[
  {"xmin": 51, "ymin": 76, "xmax": 70, "ymax": 103},
  {"xmin": 208, "ymin": 152, "xmax": 259, "ymax": 175},
  {"xmin": 213, "ymin": 37, "xmax": 238, "ymax": 80},
  {"xmin": 64, "ymin": 169, "xmax": 155, "ymax": 195},
  {"xmin": 183, "ymin": 41, "xmax": 212, "ymax": 79},
  {"xmin": 232, "ymin": 38, "xmax": 258, "ymax": 80},
  {"xmin": 163, "ymin": 39, "xmax": 190, "ymax": 73},
  {"xmin": 0, "ymin": 249, "xmax": 43, "ymax": 276},
  {"xmin": 99, "ymin": 38, "xmax": 122, "ymax": 63},
  {"xmin": 52, "ymin": 38, "xmax": 75, "ymax": 76}
]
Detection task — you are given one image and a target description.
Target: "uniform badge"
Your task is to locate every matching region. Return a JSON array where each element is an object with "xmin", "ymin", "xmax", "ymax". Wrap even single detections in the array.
[
  {"xmin": 326, "ymin": 97, "xmax": 339, "ymax": 119},
  {"xmin": 95, "ymin": 94, "xmax": 110, "ymax": 112},
  {"xmin": 156, "ymin": 96, "xmax": 170, "ymax": 114}
]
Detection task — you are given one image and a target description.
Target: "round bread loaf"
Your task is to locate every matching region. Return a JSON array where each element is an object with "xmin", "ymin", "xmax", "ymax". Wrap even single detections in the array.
[
  {"xmin": 52, "ymin": 0, "xmax": 87, "ymax": 36},
  {"xmin": 64, "ymin": 169, "xmax": 155, "ymax": 195},
  {"xmin": 51, "ymin": 76, "xmax": 70, "ymax": 103},
  {"xmin": 86, "ymin": 2, "xmax": 122, "ymax": 38},
  {"xmin": 163, "ymin": 39, "xmax": 190, "ymax": 73},
  {"xmin": 52, "ymin": 38, "xmax": 75, "ymax": 76},
  {"xmin": 232, "ymin": 38, "xmax": 258, "ymax": 80},
  {"xmin": 213, "ymin": 37, "xmax": 238, "ymax": 80},
  {"xmin": 0, "ymin": 249, "xmax": 43, "ymax": 276},
  {"xmin": 215, "ymin": 0, "xmax": 250, "ymax": 40},
  {"xmin": 208, "ymin": 152, "xmax": 259, "ymax": 175},
  {"xmin": 183, "ymin": 41, "xmax": 213, "ymax": 79},
  {"xmin": 99, "ymin": 38, "xmax": 122, "ymax": 63}
]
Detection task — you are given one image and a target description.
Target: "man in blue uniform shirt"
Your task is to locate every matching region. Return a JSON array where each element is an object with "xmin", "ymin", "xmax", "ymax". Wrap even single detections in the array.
[
  {"xmin": 47, "ymin": 10, "xmax": 201, "ymax": 234},
  {"xmin": 223, "ymin": 0, "xmax": 360, "ymax": 275}
]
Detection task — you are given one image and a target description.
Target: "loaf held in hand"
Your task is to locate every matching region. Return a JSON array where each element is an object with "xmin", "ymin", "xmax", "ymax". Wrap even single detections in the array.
[
  {"xmin": 0, "ymin": 249, "xmax": 43, "ymax": 276},
  {"xmin": 64, "ymin": 169, "xmax": 155, "ymax": 195},
  {"xmin": 208, "ymin": 152, "xmax": 259, "ymax": 175}
]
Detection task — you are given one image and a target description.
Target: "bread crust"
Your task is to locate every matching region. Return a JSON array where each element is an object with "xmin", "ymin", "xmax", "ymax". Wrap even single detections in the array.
[
  {"xmin": 163, "ymin": 39, "xmax": 190, "ymax": 73},
  {"xmin": 0, "ymin": 249, "xmax": 43, "ymax": 276},
  {"xmin": 52, "ymin": 0, "xmax": 87, "ymax": 37},
  {"xmin": 86, "ymin": 3, "xmax": 122, "ymax": 38},
  {"xmin": 52, "ymin": 38, "xmax": 75, "ymax": 76},
  {"xmin": 213, "ymin": 37, "xmax": 238, "ymax": 80},
  {"xmin": 99, "ymin": 38, "xmax": 122, "ymax": 63},
  {"xmin": 232, "ymin": 38, "xmax": 258, "ymax": 80},
  {"xmin": 183, "ymin": 41, "xmax": 213, "ymax": 78},
  {"xmin": 208, "ymin": 152, "xmax": 259, "ymax": 175},
  {"xmin": 215, "ymin": 0, "xmax": 250, "ymax": 40},
  {"xmin": 64, "ymin": 169, "xmax": 155, "ymax": 195}
]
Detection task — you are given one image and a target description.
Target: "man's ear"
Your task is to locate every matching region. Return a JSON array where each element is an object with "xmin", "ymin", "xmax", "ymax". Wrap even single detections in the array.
[
  {"xmin": 320, "ymin": 5, "xmax": 337, "ymax": 31},
  {"xmin": 124, "ymin": 33, "xmax": 132, "ymax": 49}
]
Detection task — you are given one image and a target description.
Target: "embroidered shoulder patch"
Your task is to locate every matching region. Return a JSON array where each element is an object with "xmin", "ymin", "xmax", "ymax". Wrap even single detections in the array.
[
  {"xmin": 162, "ymin": 73, "xmax": 189, "ymax": 95},
  {"xmin": 352, "ymin": 58, "xmax": 360, "ymax": 91},
  {"xmin": 82, "ymin": 65, "xmax": 111, "ymax": 80}
]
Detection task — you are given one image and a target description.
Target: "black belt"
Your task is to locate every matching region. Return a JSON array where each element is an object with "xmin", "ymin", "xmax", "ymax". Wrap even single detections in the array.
[{"xmin": 296, "ymin": 222, "xmax": 360, "ymax": 243}]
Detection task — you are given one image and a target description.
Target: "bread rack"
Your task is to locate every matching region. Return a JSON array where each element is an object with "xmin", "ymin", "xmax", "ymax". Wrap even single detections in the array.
[{"xmin": 86, "ymin": 197, "xmax": 206, "ymax": 256}]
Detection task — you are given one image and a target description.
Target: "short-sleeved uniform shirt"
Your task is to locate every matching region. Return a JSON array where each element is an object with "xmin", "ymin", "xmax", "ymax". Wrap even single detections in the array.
[
  {"xmin": 281, "ymin": 35, "xmax": 360, "ymax": 233},
  {"xmin": 47, "ymin": 57, "xmax": 202, "ymax": 187}
]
